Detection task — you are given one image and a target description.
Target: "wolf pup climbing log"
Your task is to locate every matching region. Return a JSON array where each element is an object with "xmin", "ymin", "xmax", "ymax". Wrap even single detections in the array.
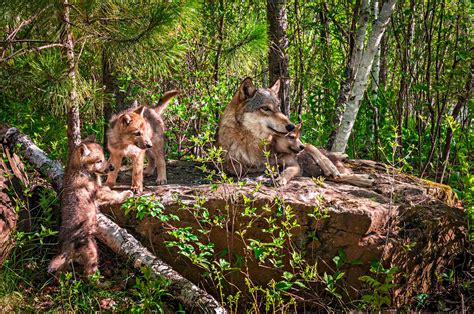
[{"xmin": 48, "ymin": 135, "xmax": 133, "ymax": 276}]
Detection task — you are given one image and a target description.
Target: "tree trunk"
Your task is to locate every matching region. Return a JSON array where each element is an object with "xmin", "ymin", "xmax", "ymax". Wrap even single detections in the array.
[
  {"xmin": 62, "ymin": 0, "xmax": 81, "ymax": 151},
  {"xmin": 327, "ymin": 0, "xmax": 370, "ymax": 149},
  {"xmin": 0, "ymin": 125, "xmax": 226, "ymax": 313},
  {"xmin": 331, "ymin": 0, "xmax": 397, "ymax": 153},
  {"xmin": 267, "ymin": 0, "xmax": 290, "ymax": 115}
]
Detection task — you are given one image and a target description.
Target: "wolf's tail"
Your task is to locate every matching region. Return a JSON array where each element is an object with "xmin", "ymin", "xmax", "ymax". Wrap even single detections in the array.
[{"xmin": 153, "ymin": 90, "xmax": 179, "ymax": 115}]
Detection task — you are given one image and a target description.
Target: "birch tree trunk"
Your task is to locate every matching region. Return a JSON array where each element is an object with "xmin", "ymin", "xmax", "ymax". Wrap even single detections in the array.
[
  {"xmin": 328, "ymin": 0, "xmax": 371, "ymax": 148},
  {"xmin": 267, "ymin": 0, "xmax": 290, "ymax": 115},
  {"xmin": 331, "ymin": 0, "xmax": 397, "ymax": 153},
  {"xmin": 62, "ymin": 0, "xmax": 81, "ymax": 151},
  {"xmin": 0, "ymin": 125, "xmax": 226, "ymax": 313}
]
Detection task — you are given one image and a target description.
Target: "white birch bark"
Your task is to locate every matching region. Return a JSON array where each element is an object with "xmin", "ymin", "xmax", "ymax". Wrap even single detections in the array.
[
  {"xmin": 331, "ymin": 0, "xmax": 397, "ymax": 153},
  {"xmin": 351, "ymin": 0, "xmax": 371, "ymax": 78},
  {"xmin": 0, "ymin": 125, "xmax": 226, "ymax": 313},
  {"xmin": 328, "ymin": 0, "xmax": 370, "ymax": 147}
]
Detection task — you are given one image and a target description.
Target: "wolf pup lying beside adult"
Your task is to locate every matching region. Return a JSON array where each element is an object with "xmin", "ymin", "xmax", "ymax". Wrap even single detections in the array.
[
  {"xmin": 106, "ymin": 90, "xmax": 178, "ymax": 193},
  {"xmin": 48, "ymin": 135, "xmax": 133, "ymax": 276},
  {"xmin": 217, "ymin": 77, "xmax": 341, "ymax": 180},
  {"xmin": 270, "ymin": 126, "xmax": 374, "ymax": 187}
]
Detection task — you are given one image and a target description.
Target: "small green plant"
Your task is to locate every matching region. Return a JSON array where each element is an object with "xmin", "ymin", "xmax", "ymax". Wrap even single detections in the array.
[
  {"xmin": 358, "ymin": 261, "xmax": 398, "ymax": 310},
  {"xmin": 130, "ymin": 267, "xmax": 170, "ymax": 313},
  {"xmin": 121, "ymin": 195, "xmax": 179, "ymax": 222}
]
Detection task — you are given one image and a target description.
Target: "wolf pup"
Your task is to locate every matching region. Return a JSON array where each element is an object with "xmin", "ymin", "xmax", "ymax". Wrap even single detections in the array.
[
  {"xmin": 106, "ymin": 90, "xmax": 178, "ymax": 193},
  {"xmin": 269, "ymin": 124, "xmax": 305, "ymax": 187},
  {"xmin": 48, "ymin": 135, "xmax": 133, "ymax": 276},
  {"xmin": 270, "ymin": 127, "xmax": 374, "ymax": 187},
  {"xmin": 217, "ymin": 78, "xmax": 295, "ymax": 176}
]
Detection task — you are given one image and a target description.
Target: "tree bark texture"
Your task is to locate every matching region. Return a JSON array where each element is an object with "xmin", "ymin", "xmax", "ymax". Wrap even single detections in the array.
[
  {"xmin": 62, "ymin": 0, "xmax": 81, "ymax": 151},
  {"xmin": 267, "ymin": 0, "xmax": 290, "ymax": 116},
  {"xmin": 0, "ymin": 125, "xmax": 226, "ymax": 313},
  {"xmin": 327, "ymin": 0, "xmax": 370, "ymax": 149},
  {"xmin": 331, "ymin": 0, "xmax": 397, "ymax": 153}
]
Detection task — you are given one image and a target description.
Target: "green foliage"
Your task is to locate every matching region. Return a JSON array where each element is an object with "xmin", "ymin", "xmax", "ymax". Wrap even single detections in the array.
[
  {"xmin": 0, "ymin": 0, "xmax": 472, "ymax": 311},
  {"xmin": 358, "ymin": 261, "xmax": 398, "ymax": 311},
  {"xmin": 122, "ymin": 195, "xmax": 178, "ymax": 222},
  {"xmin": 130, "ymin": 267, "xmax": 170, "ymax": 313}
]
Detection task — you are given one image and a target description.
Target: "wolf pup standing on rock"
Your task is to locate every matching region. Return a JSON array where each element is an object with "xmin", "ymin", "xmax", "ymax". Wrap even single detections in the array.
[
  {"xmin": 217, "ymin": 78, "xmax": 295, "ymax": 176},
  {"xmin": 48, "ymin": 135, "xmax": 133, "ymax": 276},
  {"xmin": 106, "ymin": 90, "xmax": 178, "ymax": 193}
]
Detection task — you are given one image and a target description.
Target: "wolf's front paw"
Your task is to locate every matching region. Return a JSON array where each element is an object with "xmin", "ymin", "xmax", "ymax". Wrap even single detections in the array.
[
  {"xmin": 131, "ymin": 184, "xmax": 143, "ymax": 194},
  {"xmin": 274, "ymin": 177, "xmax": 288, "ymax": 187},
  {"xmin": 156, "ymin": 178, "xmax": 167, "ymax": 185}
]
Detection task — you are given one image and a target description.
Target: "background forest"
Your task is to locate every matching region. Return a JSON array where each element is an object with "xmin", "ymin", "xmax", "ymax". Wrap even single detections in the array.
[{"xmin": 0, "ymin": 0, "xmax": 472, "ymax": 312}]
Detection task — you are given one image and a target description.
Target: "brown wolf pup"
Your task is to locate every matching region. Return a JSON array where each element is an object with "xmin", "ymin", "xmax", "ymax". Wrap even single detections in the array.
[
  {"xmin": 217, "ymin": 78, "xmax": 295, "ymax": 176},
  {"xmin": 106, "ymin": 90, "xmax": 178, "ymax": 193},
  {"xmin": 269, "ymin": 124, "xmax": 305, "ymax": 187},
  {"xmin": 270, "ymin": 127, "xmax": 374, "ymax": 187},
  {"xmin": 48, "ymin": 135, "xmax": 133, "ymax": 276}
]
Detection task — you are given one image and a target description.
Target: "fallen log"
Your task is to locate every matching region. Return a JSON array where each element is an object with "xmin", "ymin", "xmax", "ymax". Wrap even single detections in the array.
[{"xmin": 0, "ymin": 124, "xmax": 226, "ymax": 314}]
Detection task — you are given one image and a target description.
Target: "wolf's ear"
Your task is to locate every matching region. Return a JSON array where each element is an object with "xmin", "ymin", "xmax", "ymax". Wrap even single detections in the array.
[
  {"xmin": 79, "ymin": 144, "xmax": 91, "ymax": 157},
  {"xmin": 82, "ymin": 134, "xmax": 96, "ymax": 143},
  {"xmin": 134, "ymin": 106, "xmax": 145, "ymax": 117},
  {"xmin": 295, "ymin": 123, "xmax": 302, "ymax": 131},
  {"xmin": 269, "ymin": 79, "xmax": 281, "ymax": 94},
  {"xmin": 239, "ymin": 77, "xmax": 257, "ymax": 101},
  {"xmin": 120, "ymin": 114, "xmax": 132, "ymax": 126}
]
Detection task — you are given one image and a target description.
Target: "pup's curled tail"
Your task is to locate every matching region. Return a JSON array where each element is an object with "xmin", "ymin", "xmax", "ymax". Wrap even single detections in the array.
[{"xmin": 154, "ymin": 90, "xmax": 179, "ymax": 114}]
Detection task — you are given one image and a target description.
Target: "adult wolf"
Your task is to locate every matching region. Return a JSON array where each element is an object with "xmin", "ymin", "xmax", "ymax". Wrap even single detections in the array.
[{"xmin": 217, "ymin": 77, "xmax": 295, "ymax": 176}]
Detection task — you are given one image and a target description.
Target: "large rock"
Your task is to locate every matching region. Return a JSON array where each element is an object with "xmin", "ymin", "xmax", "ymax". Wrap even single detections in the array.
[{"xmin": 101, "ymin": 159, "xmax": 466, "ymax": 306}]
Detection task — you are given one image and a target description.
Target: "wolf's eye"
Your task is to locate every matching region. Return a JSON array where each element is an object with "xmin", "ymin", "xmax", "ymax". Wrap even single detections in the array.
[
  {"xmin": 96, "ymin": 160, "xmax": 103, "ymax": 164},
  {"xmin": 134, "ymin": 131, "xmax": 142, "ymax": 136},
  {"xmin": 289, "ymin": 135, "xmax": 295, "ymax": 139},
  {"xmin": 261, "ymin": 107, "xmax": 271, "ymax": 112}
]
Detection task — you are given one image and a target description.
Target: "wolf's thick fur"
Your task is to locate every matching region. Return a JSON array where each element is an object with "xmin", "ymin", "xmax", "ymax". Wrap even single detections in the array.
[
  {"xmin": 269, "ymin": 124, "xmax": 305, "ymax": 187},
  {"xmin": 106, "ymin": 90, "xmax": 178, "ymax": 193},
  {"xmin": 217, "ymin": 78, "xmax": 295, "ymax": 176},
  {"xmin": 48, "ymin": 136, "xmax": 132, "ymax": 276},
  {"xmin": 270, "ymin": 127, "xmax": 374, "ymax": 187}
]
